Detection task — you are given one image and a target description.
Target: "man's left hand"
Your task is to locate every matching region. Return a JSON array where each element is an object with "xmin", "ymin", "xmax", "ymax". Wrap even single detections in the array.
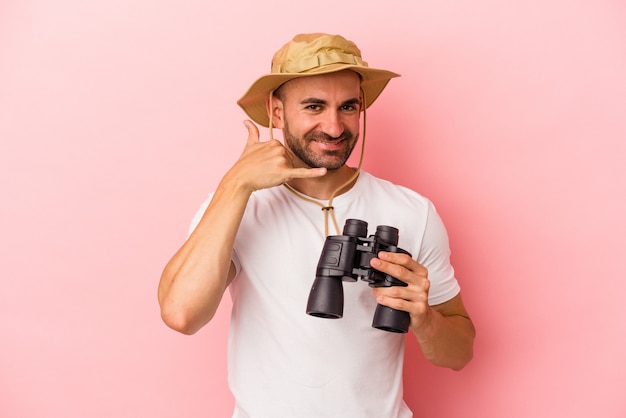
[{"xmin": 370, "ymin": 251, "xmax": 433, "ymax": 332}]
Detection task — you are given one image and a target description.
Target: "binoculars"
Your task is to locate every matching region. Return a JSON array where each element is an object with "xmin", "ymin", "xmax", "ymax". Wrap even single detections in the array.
[{"xmin": 306, "ymin": 219, "xmax": 411, "ymax": 333}]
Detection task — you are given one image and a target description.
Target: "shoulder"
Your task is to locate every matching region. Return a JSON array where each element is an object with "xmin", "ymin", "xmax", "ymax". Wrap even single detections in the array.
[{"xmin": 358, "ymin": 171, "xmax": 433, "ymax": 211}]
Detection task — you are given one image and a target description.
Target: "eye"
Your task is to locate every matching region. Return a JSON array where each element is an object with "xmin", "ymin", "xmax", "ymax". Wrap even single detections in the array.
[{"xmin": 305, "ymin": 104, "xmax": 321, "ymax": 111}]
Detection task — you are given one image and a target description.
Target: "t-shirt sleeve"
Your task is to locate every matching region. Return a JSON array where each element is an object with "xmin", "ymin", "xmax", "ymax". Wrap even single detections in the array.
[
  {"xmin": 187, "ymin": 193, "xmax": 213, "ymax": 237},
  {"xmin": 417, "ymin": 201, "xmax": 461, "ymax": 306}
]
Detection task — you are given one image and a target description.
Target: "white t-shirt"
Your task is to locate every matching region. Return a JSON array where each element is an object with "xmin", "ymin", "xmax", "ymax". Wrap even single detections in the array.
[{"xmin": 190, "ymin": 171, "xmax": 460, "ymax": 418}]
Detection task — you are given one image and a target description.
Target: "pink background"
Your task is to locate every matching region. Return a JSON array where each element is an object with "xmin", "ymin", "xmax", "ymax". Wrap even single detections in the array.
[{"xmin": 1, "ymin": 1, "xmax": 625, "ymax": 417}]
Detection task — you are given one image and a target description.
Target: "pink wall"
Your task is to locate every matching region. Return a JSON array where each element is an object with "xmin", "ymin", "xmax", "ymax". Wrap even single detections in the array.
[{"xmin": 1, "ymin": 1, "xmax": 625, "ymax": 417}]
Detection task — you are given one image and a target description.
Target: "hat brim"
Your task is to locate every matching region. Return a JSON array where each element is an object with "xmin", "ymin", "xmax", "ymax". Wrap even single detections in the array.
[{"xmin": 237, "ymin": 64, "xmax": 400, "ymax": 127}]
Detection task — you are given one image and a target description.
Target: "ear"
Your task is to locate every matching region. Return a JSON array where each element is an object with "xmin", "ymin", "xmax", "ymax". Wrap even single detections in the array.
[{"xmin": 266, "ymin": 94, "xmax": 285, "ymax": 129}]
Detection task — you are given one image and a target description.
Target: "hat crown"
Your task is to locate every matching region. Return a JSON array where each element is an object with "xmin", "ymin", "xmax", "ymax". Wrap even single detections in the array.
[
  {"xmin": 271, "ymin": 33, "xmax": 367, "ymax": 75},
  {"xmin": 237, "ymin": 33, "xmax": 400, "ymax": 127}
]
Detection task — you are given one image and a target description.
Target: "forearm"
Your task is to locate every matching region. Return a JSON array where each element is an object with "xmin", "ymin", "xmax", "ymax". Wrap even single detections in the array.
[
  {"xmin": 412, "ymin": 307, "xmax": 475, "ymax": 371},
  {"xmin": 158, "ymin": 175, "xmax": 252, "ymax": 334},
  {"xmin": 158, "ymin": 120, "xmax": 328, "ymax": 334}
]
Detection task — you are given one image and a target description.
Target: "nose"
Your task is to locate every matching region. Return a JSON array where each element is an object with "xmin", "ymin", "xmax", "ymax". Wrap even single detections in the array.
[{"xmin": 320, "ymin": 110, "xmax": 345, "ymax": 139}]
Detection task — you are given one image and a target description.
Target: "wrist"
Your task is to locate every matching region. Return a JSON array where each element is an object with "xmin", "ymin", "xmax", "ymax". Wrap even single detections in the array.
[
  {"xmin": 410, "ymin": 306, "xmax": 439, "ymax": 340},
  {"xmin": 221, "ymin": 168, "xmax": 256, "ymax": 195}
]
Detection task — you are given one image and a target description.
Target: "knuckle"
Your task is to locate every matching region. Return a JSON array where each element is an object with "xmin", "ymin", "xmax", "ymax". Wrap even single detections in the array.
[{"xmin": 389, "ymin": 286, "xmax": 405, "ymax": 298}]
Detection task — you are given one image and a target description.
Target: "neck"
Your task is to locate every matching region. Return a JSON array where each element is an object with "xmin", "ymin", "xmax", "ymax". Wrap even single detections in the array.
[{"xmin": 287, "ymin": 165, "xmax": 358, "ymax": 200}]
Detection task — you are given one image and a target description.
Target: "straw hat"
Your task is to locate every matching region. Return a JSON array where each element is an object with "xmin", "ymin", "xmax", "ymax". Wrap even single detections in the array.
[{"xmin": 237, "ymin": 33, "xmax": 401, "ymax": 127}]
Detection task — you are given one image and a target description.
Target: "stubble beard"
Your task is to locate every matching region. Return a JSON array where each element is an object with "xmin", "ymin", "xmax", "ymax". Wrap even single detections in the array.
[{"xmin": 283, "ymin": 120, "xmax": 359, "ymax": 171}]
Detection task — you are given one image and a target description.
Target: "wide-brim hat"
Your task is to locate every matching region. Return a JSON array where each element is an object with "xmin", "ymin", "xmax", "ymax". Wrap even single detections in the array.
[{"xmin": 237, "ymin": 33, "xmax": 401, "ymax": 127}]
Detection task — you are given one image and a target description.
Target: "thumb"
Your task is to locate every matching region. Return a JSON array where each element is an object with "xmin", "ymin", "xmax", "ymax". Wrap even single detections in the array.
[{"xmin": 243, "ymin": 120, "xmax": 260, "ymax": 146}]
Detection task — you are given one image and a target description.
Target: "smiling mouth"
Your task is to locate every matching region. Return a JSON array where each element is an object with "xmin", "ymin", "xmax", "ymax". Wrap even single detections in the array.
[{"xmin": 315, "ymin": 138, "xmax": 344, "ymax": 144}]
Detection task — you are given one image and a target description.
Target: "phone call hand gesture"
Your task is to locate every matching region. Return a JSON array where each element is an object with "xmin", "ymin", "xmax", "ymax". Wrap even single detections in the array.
[{"xmin": 226, "ymin": 120, "xmax": 327, "ymax": 193}]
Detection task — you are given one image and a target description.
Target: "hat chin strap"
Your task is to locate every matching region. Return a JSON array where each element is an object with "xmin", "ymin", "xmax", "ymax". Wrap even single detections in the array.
[{"xmin": 272, "ymin": 88, "xmax": 368, "ymax": 237}]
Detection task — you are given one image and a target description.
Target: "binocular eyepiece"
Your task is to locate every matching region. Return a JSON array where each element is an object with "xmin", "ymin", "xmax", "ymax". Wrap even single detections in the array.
[{"xmin": 306, "ymin": 219, "xmax": 411, "ymax": 333}]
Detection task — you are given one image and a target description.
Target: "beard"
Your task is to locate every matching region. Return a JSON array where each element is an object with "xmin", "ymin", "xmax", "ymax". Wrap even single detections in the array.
[{"xmin": 283, "ymin": 119, "xmax": 359, "ymax": 170}]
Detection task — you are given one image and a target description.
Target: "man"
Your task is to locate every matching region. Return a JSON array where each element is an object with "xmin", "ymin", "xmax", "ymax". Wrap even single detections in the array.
[{"xmin": 158, "ymin": 33, "xmax": 475, "ymax": 418}]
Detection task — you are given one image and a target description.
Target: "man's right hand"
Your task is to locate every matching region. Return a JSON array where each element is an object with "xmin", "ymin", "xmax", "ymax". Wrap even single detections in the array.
[{"xmin": 226, "ymin": 120, "xmax": 327, "ymax": 192}]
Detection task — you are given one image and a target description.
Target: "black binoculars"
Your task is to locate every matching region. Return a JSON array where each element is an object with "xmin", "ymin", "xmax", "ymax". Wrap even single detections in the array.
[{"xmin": 306, "ymin": 218, "xmax": 411, "ymax": 333}]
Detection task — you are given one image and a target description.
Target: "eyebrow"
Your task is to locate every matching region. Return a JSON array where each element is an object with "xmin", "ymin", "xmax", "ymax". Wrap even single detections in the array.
[{"xmin": 300, "ymin": 97, "xmax": 361, "ymax": 107}]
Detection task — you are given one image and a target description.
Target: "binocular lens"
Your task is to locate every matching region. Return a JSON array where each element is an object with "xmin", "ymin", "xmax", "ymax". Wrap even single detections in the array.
[
  {"xmin": 375, "ymin": 225, "xmax": 399, "ymax": 245},
  {"xmin": 372, "ymin": 304, "xmax": 410, "ymax": 333},
  {"xmin": 306, "ymin": 276, "xmax": 344, "ymax": 319},
  {"xmin": 343, "ymin": 219, "xmax": 368, "ymax": 237}
]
